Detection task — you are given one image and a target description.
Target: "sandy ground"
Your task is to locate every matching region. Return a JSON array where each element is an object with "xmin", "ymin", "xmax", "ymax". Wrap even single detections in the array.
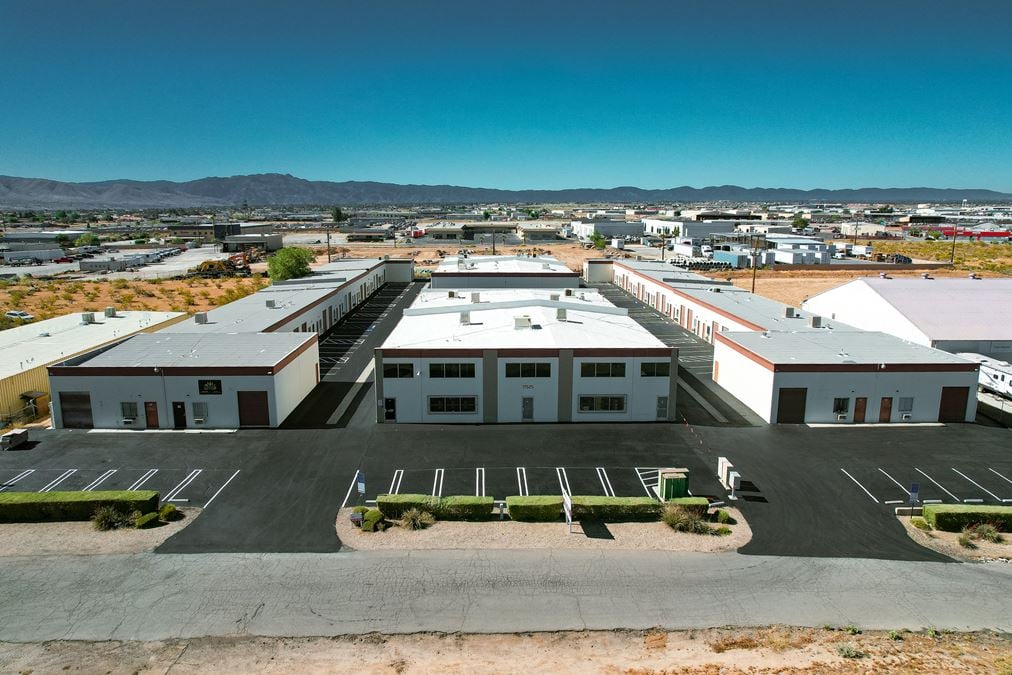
[
  {"xmin": 335, "ymin": 507, "xmax": 750, "ymax": 552},
  {"xmin": 898, "ymin": 517, "xmax": 1012, "ymax": 563},
  {"xmin": 1, "ymin": 628, "xmax": 1008, "ymax": 673},
  {"xmin": 0, "ymin": 507, "xmax": 198, "ymax": 556}
]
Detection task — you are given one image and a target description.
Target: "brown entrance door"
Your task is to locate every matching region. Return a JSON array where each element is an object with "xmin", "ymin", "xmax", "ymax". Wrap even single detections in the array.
[
  {"xmin": 58, "ymin": 392, "xmax": 94, "ymax": 429},
  {"xmin": 237, "ymin": 390, "xmax": 270, "ymax": 427},
  {"xmin": 144, "ymin": 402, "xmax": 159, "ymax": 428},
  {"xmin": 776, "ymin": 388, "xmax": 807, "ymax": 424},
  {"xmin": 685, "ymin": 308, "xmax": 693, "ymax": 331},
  {"xmin": 938, "ymin": 386, "xmax": 969, "ymax": 422},
  {"xmin": 854, "ymin": 397, "xmax": 867, "ymax": 424},
  {"xmin": 879, "ymin": 397, "xmax": 893, "ymax": 423}
]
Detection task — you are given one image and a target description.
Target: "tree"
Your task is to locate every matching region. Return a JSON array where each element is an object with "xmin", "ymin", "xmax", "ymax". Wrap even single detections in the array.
[
  {"xmin": 482, "ymin": 210, "xmax": 491, "ymax": 221},
  {"xmin": 328, "ymin": 207, "xmax": 349, "ymax": 263},
  {"xmin": 54, "ymin": 233, "xmax": 70, "ymax": 247},
  {"xmin": 590, "ymin": 232, "xmax": 607, "ymax": 249},
  {"xmin": 791, "ymin": 213, "xmax": 807, "ymax": 229},
  {"xmin": 268, "ymin": 247, "xmax": 314, "ymax": 281},
  {"xmin": 74, "ymin": 233, "xmax": 100, "ymax": 247}
]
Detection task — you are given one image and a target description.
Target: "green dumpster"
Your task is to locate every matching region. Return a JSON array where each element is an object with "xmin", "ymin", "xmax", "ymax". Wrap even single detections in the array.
[{"xmin": 658, "ymin": 468, "xmax": 689, "ymax": 499}]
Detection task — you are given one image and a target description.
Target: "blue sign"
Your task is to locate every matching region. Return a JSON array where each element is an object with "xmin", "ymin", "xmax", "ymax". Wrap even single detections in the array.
[
  {"xmin": 357, "ymin": 472, "xmax": 366, "ymax": 495},
  {"xmin": 909, "ymin": 482, "xmax": 920, "ymax": 504}
]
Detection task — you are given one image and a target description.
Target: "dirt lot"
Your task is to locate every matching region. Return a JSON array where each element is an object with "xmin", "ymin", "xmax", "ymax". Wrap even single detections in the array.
[
  {"xmin": 1, "ymin": 628, "xmax": 1008, "ymax": 673},
  {"xmin": 872, "ymin": 240, "xmax": 1012, "ymax": 275}
]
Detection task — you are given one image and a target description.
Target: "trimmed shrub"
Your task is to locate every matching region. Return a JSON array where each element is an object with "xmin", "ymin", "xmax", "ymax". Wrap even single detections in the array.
[
  {"xmin": 158, "ymin": 503, "xmax": 182, "ymax": 522},
  {"xmin": 2, "ymin": 491, "xmax": 159, "ymax": 523},
  {"xmin": 666, "ymin": 496, "xmax": 709, "ymax": 517},
  {"xmin": 134, "ymin": 511, "xmax": 161, "ymax": 529},
  {"xmin": 400, "ymin": 508, "xmax": 435, "ymax": 531},
  {"xmin": 438, "ymin": 496, "xmax": 493, "ymax": 521},
  {"xmin": 91, "ymin": 506, "xmax": 133, "ymax": 531},
  {"xmin": 361, "ymin": 508, "xmax": 386, "ymax": 533},
  {"xmin": 570, "ymin": 496, "xmax": 661, "ymax": 521},
  {"xmin": 923, "ymin": 504, "xmax": 1012, "ymax": 532},
  {"xmin": 351, "ymin": 505, "xmax": 369, "ymax": 515},
  {"xmin": 376, "ymin": 494, "xmax": 438, "ymax": 519},
  {"xmin": 506, "ymin": 496, "xmax": 563, "ymax": 522}
]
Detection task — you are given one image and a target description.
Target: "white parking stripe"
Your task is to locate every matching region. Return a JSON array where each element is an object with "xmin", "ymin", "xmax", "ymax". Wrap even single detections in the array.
[
  {"xmin": 475, "ymin": 468, "xmax": 485, "ymax": 497},
  {"xmin": 340, "ymin": 470, "xmax": 361, "ymax": 509},
  {"xmin": 990, "ymin": 468, "xmax": 1012, "ymax": 485},
  {"xmin": 432, "ymin": 468, "xmax": 444, "ymax": 497},
  {"xmin": 516, "ymin": 467, "xmax": 529, "ymax": 496},
  {"xmin": 596, "ymin": 467, "xmax": 615, "ymax": 497},
  {"xmin": 388, "ymin": 469, "xmax": 404, "ymax": 495},
  {"xmin": 0, "ymin": 469, "xmax": 35, "ymax": 492},
  {"xmin": 128, "ymin": 469, "xmax": 158, "ymax": 490},
  {"xmin": 840, "ymin": 469, "xmax": 879, "ymax": 503},
  {"xmin": 203, "ymin": 470, "xmax": 240, "ymax": 508},
  {"xmin": 83, "ymin": 469, "xmax": 117, "ymax": 491},
  {"xmin": 555, "ymin": 467, "xmax": 571, "ymax": 496},
  {"xmin": 164, "ymin": 469, "xmax": 201, "ymax": 502},
  {"xmin": 952, "ymin": 468, "xmax": 1002, "ymax": 502},
  {"xmin": 38, "ymin": 469, "xmax": 77, "ymax": 493},
  {"xmin": 635, "ymin": 467, "xmax": 659, "ymax": 500},
  {"xmin": 915, "ymin": 468, "xmax": 959, "ymax": 502},
  {"xmin": 878, "ymin": 468, "xmax": 910, "ymax": 495}
]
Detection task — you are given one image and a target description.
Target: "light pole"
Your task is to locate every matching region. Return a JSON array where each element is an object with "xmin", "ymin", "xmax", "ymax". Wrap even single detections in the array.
[
  {"xmin": 950, "ymin": 222, "xmax": 958, "ymax": 264},
  {"xmin": 751, "ymin": 233, "xmax": 760, "ymax": 294}
]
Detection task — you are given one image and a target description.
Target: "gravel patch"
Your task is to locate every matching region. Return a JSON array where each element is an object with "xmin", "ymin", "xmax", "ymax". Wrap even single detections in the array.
[
  {"xmin": 336, "ymin": 507, "xmax": 750, "ymax": 552},
  {"xmin": 0, "ymin": 507, "xmax": 199, "ymax": 556},
  {"xmin": 899, "ymin": 517, "xmax": 1011, "ymax": 563}
]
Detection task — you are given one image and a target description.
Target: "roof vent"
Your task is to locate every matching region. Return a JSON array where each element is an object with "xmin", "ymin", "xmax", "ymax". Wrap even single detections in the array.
[
  {"xmin": 514, "ymin": 315, "xmax": 532, "ymax": 330},
  {"xmin": 968, "ymin": 272, "xmax": 979, "ymax": 279},
  {"xmin": 104, "ymin": 306, "xmax": 117, "ymax": 317},
  {"xmin": 266, "ymin": 299, "xmax": 277, "ymax": 308},
  {"xmin": 460, "ymin": 311, "xmax": 471, "ymax": 325},
  {"xmin": 448, "ymin": 291, "xmax": 456, "ymax": 298},
  {"xmin": 921, "ymin": 273, "xmax": 932, "ymax": 280},
  {"xmin": 81, "ymin": 312, "xmax": 95, "ymax": 324},
  {"xmin": 784, "ymin": 307, "xmax": 796, "ymax": 318},
  {"xmin": 38, "ymin": 332, "xmax": 51, "ymax": 338},
  {"xmin": 556, "ymin": 307, "xmax": 567, "ymax": 322},
  {"xmin": 550, "ymin": 293, "xmax": 560, "ymax": 301},
  {"xmin": 810, "ymin": 315, "xmax": 823, "ymax": 328},
  {"xmin": 710, "ymin": 287, "xmax": 722, "ymax": 293},
  {"xmin": 194, "ymin": 312, "xmax": 208, "ymax": 324},
  {"xmin": 564, "ymin": 288, "xmax": 574, "ymax": 296},
  {"xmin": 542, "ymin": 262, "xmax": 551, "ymax": 269}
]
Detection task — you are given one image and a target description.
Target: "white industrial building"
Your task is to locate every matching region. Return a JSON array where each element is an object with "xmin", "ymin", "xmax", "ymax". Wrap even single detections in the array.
[
  {"xmin": 375, "ymin": 286, "xmax": 677, "ymax": 424},
  {"xmin": 585, "ymin": 259, "xmax": 979, "ymax": 424},
  {"xmin": 429, "ymin": 255, "xmax": 579, "ymax": 289},
  {"xmin": 48, "ymin": 332, "xmax": 319, "ymax": 429},
  {"xmin": 569, "ymin": 220, "xmax": 644, "ymax": 241},
  {"xmin": 802, "ymin": 277, "xmax": 1012, "ymax": 359}
]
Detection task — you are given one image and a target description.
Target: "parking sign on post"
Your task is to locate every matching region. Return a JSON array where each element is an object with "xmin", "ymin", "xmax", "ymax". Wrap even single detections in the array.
[
  {"xmin": 909, "ymin": 482, "xmax": 919, "ymax": 505},
  {"xmin": 357, "ymin": 471, "xmax": 366, "ymax": 496}
]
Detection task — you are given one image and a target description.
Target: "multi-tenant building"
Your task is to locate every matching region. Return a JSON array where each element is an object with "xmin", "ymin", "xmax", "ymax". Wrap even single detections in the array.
[{"xmin": 429, "ymin": 255, "xmax": 579, "ymax": 289}]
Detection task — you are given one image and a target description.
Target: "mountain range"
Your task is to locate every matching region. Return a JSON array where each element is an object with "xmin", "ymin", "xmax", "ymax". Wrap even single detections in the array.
[{"xmin": 1, "ymin": 173, "xmax": 1010, "ymax": 209}]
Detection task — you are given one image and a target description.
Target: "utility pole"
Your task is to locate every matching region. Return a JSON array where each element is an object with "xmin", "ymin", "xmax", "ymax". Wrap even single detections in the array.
[
  {"xmin": 751, "ymin": 233, "xmax": 760, "ymax": 294},
  {"xmin": 950, "ymin": 223, "xmax": 958, "ymax": 264}
]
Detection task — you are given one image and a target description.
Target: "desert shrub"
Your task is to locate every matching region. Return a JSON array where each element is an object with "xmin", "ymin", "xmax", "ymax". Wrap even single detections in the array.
[
  {"xmin": 91, "ymin": 506, "xmax": 133, "ymax": 531},
  {"xmin": 836, "ymin": 644, "xmax": 865, "ymax": 659},
  {"xmin": 437, "ymin": 496, "xmax": 493, "ymax": 521},
  {"xmin": 158, "ymin": 503, "xmax": 182, "ymax": 522},
  {"xmin": 910, "ymin": 516, "xmax": 931, "ymax": 531},
  {"xmin": 134, "ymin": 511, "xmax": 160, "ymax": 529},
  {"xmin": 958, "ymin": 532, "xmax": 977, "ymax": 549},
  {"xmin": 711, "ymin": 526, "xmax": 732, "ymax": 536},
  {"xmin": 666, "ymin": 496, "xmax": 709, "ymax": 517},
  {"xmin": 923, "ymin": 504, "xmax": 1012, "ymax": 532},
  {"xmin": 569, "ymin": 496, "xmax": 661, "ymax": 521},
  {"xmin": 888, "ymin": 630, "xmax": 903, "ymax": 641},
  {"xmin": 506, "ymin": 496, "xmax": 562, "ymax": 522},
  {"xmin": 845, "ymin": 624, "xmax": 861, "ymax": 635},
  {"xmin": 662, "ymin": 503, "xmax": 711, "ymax": 534},
  {"xmin": 376, "ymin": 494, "xmax": 438, "ymax": 519},
  {"xmin": 970, "ymin": 523, "xmax": 1003, "ymax": 543},
  {"xmin": 400, "ymin": 508, "xmax": 435, "ymax": 531},
  {"xmin": 360, "ymin": 508, "xmax": 386, "ymax": 532},
  {"xmin": 712, "ymin": 509, "xmax": 736, "ymax": 525}
]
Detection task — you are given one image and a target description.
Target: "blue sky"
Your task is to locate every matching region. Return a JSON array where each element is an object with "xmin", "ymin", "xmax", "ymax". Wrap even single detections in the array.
[{"xmin": 1, "ymin": 0, "xmax": 1010, "ymax": 190}]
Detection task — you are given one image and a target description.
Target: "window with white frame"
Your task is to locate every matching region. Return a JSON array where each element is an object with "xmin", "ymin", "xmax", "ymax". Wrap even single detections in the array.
[
  {"xmin": 898, "ymin": 397, "xmax": 914, "ymax": 412},
  {"xmin": 120, "ymin": 402, "xmax": 138, "ymax": 419},
  {"xmin": 192, "ymin": 401, "xmax": 208, "ymax": 420},
  {"xmin": 833, "ymin": 397, "xmax": 850, "ymax": 414}
]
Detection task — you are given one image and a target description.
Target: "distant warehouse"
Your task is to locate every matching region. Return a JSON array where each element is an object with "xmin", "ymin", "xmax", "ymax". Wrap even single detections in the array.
[{"xmin": 430, "ymin": 255, "xmax": 580, "ymax": 289}]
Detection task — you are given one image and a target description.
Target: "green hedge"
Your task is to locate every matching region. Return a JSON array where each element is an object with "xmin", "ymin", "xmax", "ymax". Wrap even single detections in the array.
[
  {"xmin": 923, "ymin": 504, "xmax": 1012, "ymax": 532},
  {"xmin": 134, "ymin": 512, "xmax": 160, "ymax": 529},
  {"xmin": 570, "ymin": 496, "xmax": 661, "ymax": 521},
  {"xmin": 506, "ymin": 496, "xmax": 563, "ymax": 522},
  {"xmin": 0, "ymin": 491, "xmax": 159, "ymax": 523},
  {"xmin": 439, "ymin": 496, "xmax": 494, "ymax": 521},
  {"xmin": 376, "ymin": 494, "xmax": 438, "ymax": 519},
  {"xmin": 361, "ymin": 508, "xmax": 385, "ymax": 532},
  {"xmin": 666, "ymin": 496, "xmax": 709, "ymax": 516}
]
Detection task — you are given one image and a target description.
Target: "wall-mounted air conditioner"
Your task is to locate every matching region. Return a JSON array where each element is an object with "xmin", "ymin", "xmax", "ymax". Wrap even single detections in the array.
[
  {"xmin": 121, "ymin": 418, "xmax": 134, "ymax": 425},
  {"xmin": 193, "ymin": 418, "xmax": 205, "ymax": 424},
  {"xmin": 837, "ymin": 414, "xmax": 847, "ymax": 421},
  {"xmin": 901, "ymin": 413, "xmax": 912, "ymax": 421}
]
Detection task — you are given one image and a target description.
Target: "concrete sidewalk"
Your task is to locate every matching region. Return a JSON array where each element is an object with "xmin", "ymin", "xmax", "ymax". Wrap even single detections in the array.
[{"xmin": 0, "ymin": 550, "xmax": 1008, "ymax": 641}]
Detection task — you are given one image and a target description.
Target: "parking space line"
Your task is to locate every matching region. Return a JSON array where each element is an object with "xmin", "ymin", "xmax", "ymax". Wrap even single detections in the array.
[
  {"xmin": 914, "ymin": 468, "xmax": 958, "ymax": 502},
  {"xmin": 83, "ymin": 469, "xmax": 117, "ymax": 491},
  {"xmin": 341, "ymin": 470, "xmax": 361, "ymax": 509},
  {"xmin": 164, "ymin": 469, "xmax": 202, "ymax": 502},
  {"xmin": 128, "ymin": 469, "xmax": 158, "ymax": 490},
  {"xmin": 840, "ymin": 469, "xmax": 879, "ymax": 503},
  {"xmin": 39, "ymin": 469, "xmax": 77, "ymax": 493},
  {"xmin": 878, "ymin": 468, "xmax": 910, "ymax": 495},
  {"xmin": 635, "ymin": 467, "xmax": 659, "ymax": 499},
  {"xmin": 475, "ymin": 467, "xmax": 485, "ymax": 497},
  {"xmin": 0, "ymin": 469, "xmax": 35, "ymax": 492},
  {"xmin": 203, "ymin": 470, "xmax": 240, "ymax": 508},
  {"xmin": 432, "ymin": 468, "xmax": 444, "ymax": 497},
  {"xmin": 951, "ymin": 468, "xmax": 1003, "ymax": 502},
  {"xmin": 596, "ymin": 467, "xmax": 615, "ymax": 497},
  {"xmin": 516, "ymin": 467, "xmax": 529, "ymax": 496},
  {"xmin": 990, "ymin": 468, "xmax": 1012, "ymax": 485},
  {"xmin": 388, "ymin": 469, "xmax": 404, "ymax": 495},
  {"xmin": 555, "ymin": 467, "xmax": 571, "ymax": 496}
]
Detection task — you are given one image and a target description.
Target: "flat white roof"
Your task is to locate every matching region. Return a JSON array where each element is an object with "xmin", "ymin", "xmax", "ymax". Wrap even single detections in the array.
[
  {"xmin": 0, "ymin": 311, "xmax": 183, "ymax": 380},
  {"xmin": 72, "ymin": 331, "xmax": 315, "ymax": 368},
  {"xmin": 434, "ymin": 255, "xmax": 575, "ymax": 276},
  {"xmin": 718, "ymin": 330, "xmax": 977, "ymax": 366},
  {"xmin": 382, "ymin": 287, "xmax": 667, "ymax": 351}
]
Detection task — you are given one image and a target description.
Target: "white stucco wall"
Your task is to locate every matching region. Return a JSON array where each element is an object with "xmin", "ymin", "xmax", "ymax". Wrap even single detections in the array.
[
  {"xmin": 801, "ymin": 282, "xmax": 930, "ymax": 346},
  {"xmin": 712, "ymin": 340, "xmax": 776, "ymax": 423},
  {"xmin": 571, "ymin": 357, "xmax": 672, "ymax": 422},
  {"xmin": 497, "ymin": 357, "xmax": 560, "ymax": 423},
  {"xmin": 272, "ymin": 267, "xmax": 386, "ymax": 334},
  {"xmin": 273, "ymin": 342, "xmax": 321, "ymax": 425},
  {"xmin": 380, "ymin": 357, "xmax": 484, "ymax": 423},
  {"xmin": 582, "ymin": 261, "xmax": 614, "ymax": 283}
]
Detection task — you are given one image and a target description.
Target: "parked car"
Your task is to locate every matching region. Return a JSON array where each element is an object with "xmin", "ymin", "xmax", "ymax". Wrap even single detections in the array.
[
  {"xmin": 53, "ymin": 257, "xmax": 73, "ymax": 263},
  {"xmin": 4, "ymin": 310, "xmax": 34, "ymax": 322}
]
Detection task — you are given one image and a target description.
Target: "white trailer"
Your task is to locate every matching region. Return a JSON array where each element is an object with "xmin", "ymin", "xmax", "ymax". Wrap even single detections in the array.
[{"xmin": 958, "ymin": 353, "xmax": 1012, "ymax": 399}]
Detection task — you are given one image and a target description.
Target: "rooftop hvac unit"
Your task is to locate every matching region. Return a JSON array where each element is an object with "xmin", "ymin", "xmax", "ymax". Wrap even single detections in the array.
[
  {"xmin": 564, "ymin": 288, "xmax": 574, "ymax": 296},
  {"xmin": 448, "ymin": 291, "xmax": 456, "ymax": 298},
  {"xmin": 470, "ymin": 292, "xmax": 480, "ymax": 303},
  {"xmin": 265, "ymin": 299, "xmax": 277, "ymax": 308},
  {"xmin": 460, "ymin": 311, "xmax": 471, "ymax": 325},
  {"xmin": 810, "ymin": 315, "xmax": 823, "ymax": 328},
  {"xmin": 550, "ymin": 293, "xmax": 560, "ymax": 301},
  {"xmin": 514, "ymin": 315, "xmax": 532, "ymax": 330},
  {"xmin": 81, "ymin": 312, "xmax": 95, "ymax": 324},
  {"xmin": 542, "ymin": 262, "xmax": 551, "ymax": 269},
  {"xmin": 104, "ymin": 306, "xmax": 117, "ymax": 317},
  {"xmin": 556, "ymin": 307, "xmax": 568, "ymax": 322},
  {"xmin": 784, "ymin": 307, "xmax": 796, "ymax": 318},
  {"xmin": 194, "ymin": 312, "xmax": 208, "ymax": 324}
]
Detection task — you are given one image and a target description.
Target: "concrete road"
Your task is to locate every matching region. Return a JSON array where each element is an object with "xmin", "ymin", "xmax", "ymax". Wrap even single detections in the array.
[{"xmin": 0, "ymin": 550, "xmax": 1008, "ymax": 641}]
